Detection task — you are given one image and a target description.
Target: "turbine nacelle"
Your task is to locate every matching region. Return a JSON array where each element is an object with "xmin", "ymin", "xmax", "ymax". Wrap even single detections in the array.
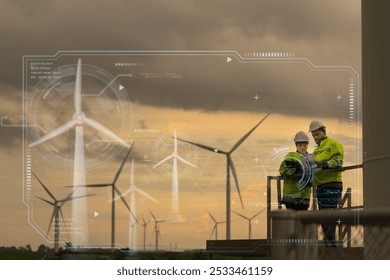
[{"xmin": 73, "ymin": 112, "xmax": 86, "ymax": 126}]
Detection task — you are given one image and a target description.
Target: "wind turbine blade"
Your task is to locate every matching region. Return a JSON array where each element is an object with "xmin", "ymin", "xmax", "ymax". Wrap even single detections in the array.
[
  {"xmin": 63, "ymin": 193, "xmax": 95, "ymax": 203},
  {"xmin": 83, "ymin": 118, "xmax": 130, "ymax": 148},
  {"xmin": 229, "ymin": 157, "xmax": 244, "ymax": 209},
  {"xmin": 210, "ymin": 226, "xmax": 216, "ymax": 239},
  {"xmin": 149, "ymin": 209, "xmax": 157, "ymax": 221},
  {"xmin": 75, "ymin": 58, "xmax": 82, "ymax": 114},
  {"xmin": 113, "ymin": 147, "xmax": 133, "ymax": 184},
  {"xmin": 229, "ymin": 113, "xmax": 271, "ymax": 154},
  {"xmin": 176, "ymin": 155, "xmax": 197, "ymax": 168},
  {"xmin": 176, "ymin": 137, "xmax": 228, "ymax": 154},
  {"xmin": 114, "ymin": 186, "xmax": 137, "ymax": 222},
  {"xmin": 109, "ymin": 187, "xmax": 157, "ymax": 204},
  {"xmin": 71, "ymin": 183, "xmax": 111, "ymax": 188},
  {"xmin": 32, "ymin": 172, "xmax": 56, "ymax": 201},
  {"xmin": 64, "ymin": 183, "xmax": 109, "ymax": 190},
  {"xmin": 135, "ymin": 188, "xmax": 158, "ymax": 204},
  {"xmin": 62, "ymin": 189, "xmax": 76, "ymax": 203},
  {"xmin": 232, "ymin": 211, "xmax": 249, "ymax": 220},
  {"xmin": 152, "ymin": 154, "xmax": 173, "ymax": 168},
  {"xmin": 110, "ymin": 188, "xmax": 132, "ymax": 203},
  {"xmin": 206, "ymin": 208, "xmax": 216, "ymax": 223},
  {"xmin": 36, "ymin": 196, "xmax": 55, "ymax": 206},
  {"xmin": 144, "ymin": 218, "xmax": 151, "ymax": 226},
  {"xmin": 28, "ymin": 119, "xmax": 76, "ymax": 148},
  {"xmin": 251, "ymin": 209, "xmax": 265, "ymax": 220}
]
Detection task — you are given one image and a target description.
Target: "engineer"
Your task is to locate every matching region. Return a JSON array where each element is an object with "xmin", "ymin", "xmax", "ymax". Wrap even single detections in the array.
[
  {"xmin": 279, "ymin": 131, "xmax": 315, "ymax": 211},
  {"xmin": 309, "ymin": 120, "xmax": 344, "ymax": 247}
]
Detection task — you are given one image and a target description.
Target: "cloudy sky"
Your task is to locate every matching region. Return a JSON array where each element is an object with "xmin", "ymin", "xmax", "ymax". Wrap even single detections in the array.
[{"xmin": 0, "ymin": 0, "xmax": 361, "ymax": 251}]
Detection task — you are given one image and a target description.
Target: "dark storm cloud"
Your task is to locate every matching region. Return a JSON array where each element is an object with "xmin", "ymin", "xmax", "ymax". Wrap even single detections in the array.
[{"xmin": 0, "ymin": 0, "xmax": 360, "ymax": 119}]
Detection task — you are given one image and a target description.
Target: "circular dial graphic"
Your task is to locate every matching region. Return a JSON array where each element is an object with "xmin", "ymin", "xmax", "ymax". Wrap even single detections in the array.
[{"xmin": 27, "ymin": 60, "xmax": 133, "ymax": 170}]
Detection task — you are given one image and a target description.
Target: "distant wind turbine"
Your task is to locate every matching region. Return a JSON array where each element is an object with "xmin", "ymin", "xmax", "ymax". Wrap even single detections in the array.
[
  {"xmin": 71, "ymin": 146, "xmax": 136, "ymax": 248},
  {"xmin": 206, "ymin": 209, "xmax": 226, "ymax": 240},
  {"xmin": 28, "ymin": 58, "xmax": 130, "ymax": 246},
  {"xmin": 153, "ymin": 129, "xmax": 197, "ymax": 216},
  {"xmin": 141, "ymin": 217, "xmax": 151, "ymax": 251},
  {"xmin": 113, "ymin": 158, "xmax": 158, "ymax": 250},
  {"xmin": 149, "ymin": 210, "xmax": 170, "ymax": 251},
  {"xmin": 33, "ymin": 172, "xmax": 94, "ymax": 252},
  {"xmin": 178, "ymin": 113, "xmax": 270, "ymax": 240},
  {"xmin": 232, "ymin": 209, "xmax": 265, "ymax": 239}
]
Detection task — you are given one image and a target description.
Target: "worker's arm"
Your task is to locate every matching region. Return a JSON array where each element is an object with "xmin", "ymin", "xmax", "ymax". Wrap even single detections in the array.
[{"xmin": 317, "ymin": 141, "xmax": 344, "ymax": 169}]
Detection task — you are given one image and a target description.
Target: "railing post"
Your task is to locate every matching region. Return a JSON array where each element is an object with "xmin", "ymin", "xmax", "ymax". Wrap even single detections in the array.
[
  {"xmin": 312, "ymin": 181, "xmax": 318, "ymax": 210},
  {"xmin": 276, "ymin": 177, "xmax": 282, "ymax": 210},
  {"xmin": 267, "ymin": 176, "xmax": 271, "ymax": 241}
]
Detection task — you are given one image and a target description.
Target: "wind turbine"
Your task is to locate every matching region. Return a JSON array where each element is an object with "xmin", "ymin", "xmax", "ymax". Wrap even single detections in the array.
[
  {"xmin": 153, "ymin": 129, "xmax": 197, "ymax": 216},
  {"xmin": 33, "ymin": 172, "xmax": 94, "ymax": 252},
  {"xmin": 178, "ymin": 113, "xmax": 270, "ymax": 239},
  {"xmin": 206, "ymin": 209, "xmax": 226, "ymax": 240},
  {"xmin": 232, "ymin": 209, "xmax": 265, "ymax": 239},
  {"xmin": 141, "ymin": 217, "xmax": 151, "ymax": 251},
  {"xmin": 28, "ymin": 58, "xmax": 130, "ymax": 246},
  {"xmin": 149, "ymin": 210, "xmax": 170, "ymax": 251},
  {"xmin": 113, "ymin": 158, "xmax": 158, "ymax": 250},
  {"xmin": 72, "ymin": 146, "xmax": 136, "ymax": 248}
]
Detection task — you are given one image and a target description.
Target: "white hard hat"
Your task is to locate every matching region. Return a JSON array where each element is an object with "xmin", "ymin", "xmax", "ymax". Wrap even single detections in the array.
[
  {"xmin": 294, "ymin": 131, "xmax": 310, "ymax": 142},
  {"xmin": 308, "ymin": 120, "xmax": 326, "ymax": 132}
]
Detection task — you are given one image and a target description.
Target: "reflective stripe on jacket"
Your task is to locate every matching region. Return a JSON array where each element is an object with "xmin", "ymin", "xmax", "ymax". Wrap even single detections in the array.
[{"xmin": 313, "ymin": 137, "xmax": 344, "ymax": 186}]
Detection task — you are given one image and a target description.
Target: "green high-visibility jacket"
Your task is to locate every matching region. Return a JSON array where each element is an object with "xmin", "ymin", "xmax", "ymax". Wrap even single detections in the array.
[
  {"xmin": 313, "ymin": 136, "xmax": 344, "ymax": 186},
  {"xmin": 279, "ymin": 151, "xmax": 313, "ymax": 199}
]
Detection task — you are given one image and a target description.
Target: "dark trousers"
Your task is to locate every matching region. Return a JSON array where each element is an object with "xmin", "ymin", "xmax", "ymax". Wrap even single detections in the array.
[{"xmin": 317, "ymin": 182, "xmax": 342, "ymax": 247}]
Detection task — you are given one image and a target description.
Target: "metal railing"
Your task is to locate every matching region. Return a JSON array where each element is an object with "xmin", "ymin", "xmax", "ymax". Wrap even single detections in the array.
[
  {"xmin": 269, "ymin": 207, "xmax": 390, "ymax": 259},
  {"xmin": 265, "ymin": 164, "xmax": 390, "ymax": 259},
  {"xmin": 266, "ymin": 164, "xmax": 363, "ymax": 241}
]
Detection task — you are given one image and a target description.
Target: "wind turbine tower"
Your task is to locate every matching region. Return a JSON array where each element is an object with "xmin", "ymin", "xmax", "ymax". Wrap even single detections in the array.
[
  {"xmin": 28, "ymin": 59, "xmax": 130, "ymax": 246},
  {"xmin": 141, "ymin": 217, "xmax": 151, "ymax": 251},
  {"xmin": 149, "ymin": 210, "xmax": 169, "ymax": 251}
]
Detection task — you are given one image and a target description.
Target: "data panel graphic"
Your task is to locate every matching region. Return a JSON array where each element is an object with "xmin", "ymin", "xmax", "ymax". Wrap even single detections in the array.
[{"xmin": 23, "ymin": 51, "xmax": 361, "ymax": 250}]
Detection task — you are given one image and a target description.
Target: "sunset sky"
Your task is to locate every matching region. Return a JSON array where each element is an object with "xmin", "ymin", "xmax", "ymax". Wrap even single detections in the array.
[{"xmin": 0, "ymin": 0, "xmax": 361, "ymax": 251}]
